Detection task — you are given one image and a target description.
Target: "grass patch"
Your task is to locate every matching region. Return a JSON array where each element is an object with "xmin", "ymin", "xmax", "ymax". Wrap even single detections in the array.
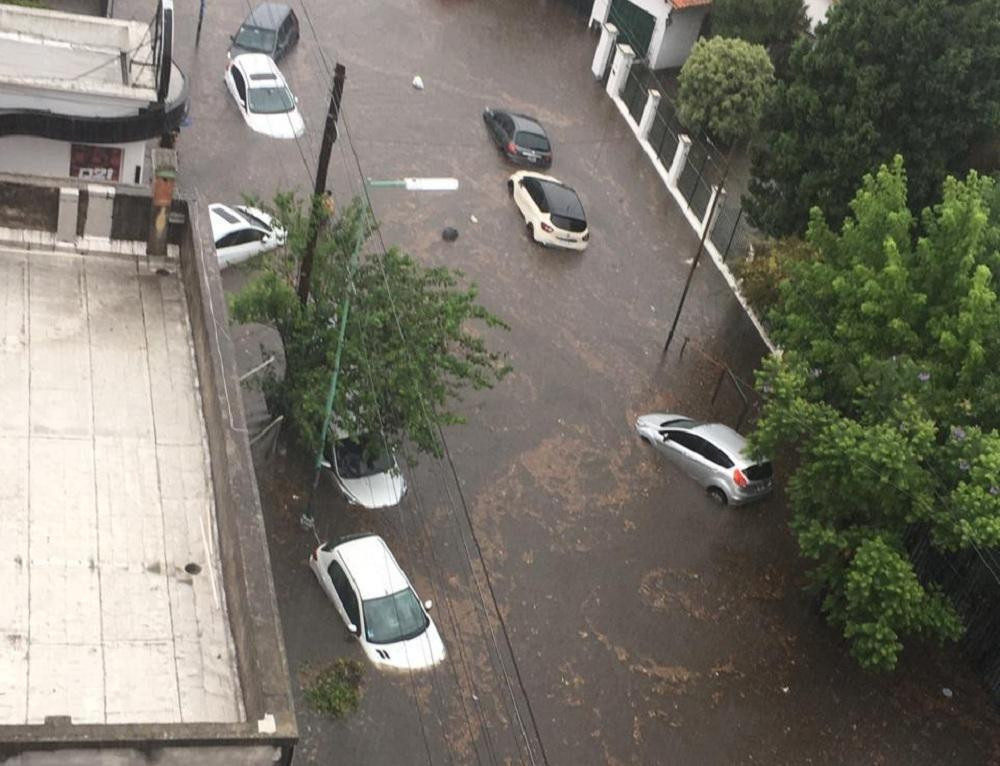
[
  {"xmin": 0, "ymin": 0, "xmax": 47, "ymax": 7},
  {"xmin": 300, "ymin": 659, "xmax": 364, "ymax": 718}
]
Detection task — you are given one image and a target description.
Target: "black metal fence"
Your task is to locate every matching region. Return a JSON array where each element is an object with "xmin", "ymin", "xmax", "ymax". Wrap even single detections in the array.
[
  {"xmin": 710, "ymin": 194, "xmax": 754, "ymax": 262},
  {"xmin": 613, "ymin": 60, "xmax": 757, "ymax": 262},
  {"xmin": 622, "ymin": 63, "xmax": 648, "ymax": 124}
]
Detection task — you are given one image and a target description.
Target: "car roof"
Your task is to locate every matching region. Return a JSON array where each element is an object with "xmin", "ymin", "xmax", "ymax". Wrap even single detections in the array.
[
  {"xmin": 336, "ymin": 535, "xmax": 410, "ymax": 600},
  {"xmin": 208, "ymin": 204, "xmax": 250, "ymax": 237},
  {"xmin": 234, "ymin": 52, "xmax": 281, "ymax": 79},
  {"xmin": 691, "ymin": 423, "xmax": 752, "ymax": 461},
  {"xmin": 538, "ymin": 180, "xmax": 585, "ymax": 219},
  {"xmin": 508, "ymin": 112, "xmax": 546, "ymax": 136},
  {"xmin": 243, "ymin": 2, "xmax": 290, "ymax": 30}
]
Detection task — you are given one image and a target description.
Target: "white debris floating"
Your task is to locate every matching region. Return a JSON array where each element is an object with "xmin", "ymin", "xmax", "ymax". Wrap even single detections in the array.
[{"xmin": 412, "ymin": 75, "xmax": 424, "ymax": 90}]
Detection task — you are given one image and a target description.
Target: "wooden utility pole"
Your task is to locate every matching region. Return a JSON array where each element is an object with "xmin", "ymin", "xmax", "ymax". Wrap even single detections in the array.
[
  {"xmin": 297, "ymin": 63, "xmax": 346, "ymax": 305},
  {"xmin": 663, "ymin": 152, "xmax": 731, "ymax": 356}
]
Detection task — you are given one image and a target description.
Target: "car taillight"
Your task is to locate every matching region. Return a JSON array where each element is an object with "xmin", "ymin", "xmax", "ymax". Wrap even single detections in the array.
[
  {"xmin": 582, "ymin": 232, "xmax": 590, "ymax": 241},
  {"xmin": 540, "ymin": 222, "xmax": 553, "ymax": 233},
  {"xmin": 733, "ymin": 468, "xmax": 748, "ymax": 488},
  {"xmin": 310, "ymin": 550, "xmax": 317, "ymax": 561},
  {"xmin": 507, "ymin": 141, "xmax": 518, "ymax": 154}
]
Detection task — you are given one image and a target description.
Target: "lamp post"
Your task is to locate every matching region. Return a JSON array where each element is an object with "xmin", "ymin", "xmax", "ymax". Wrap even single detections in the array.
[{"xmin": 301, "ymin": 176, "xmax": 459, "ymax": 528}]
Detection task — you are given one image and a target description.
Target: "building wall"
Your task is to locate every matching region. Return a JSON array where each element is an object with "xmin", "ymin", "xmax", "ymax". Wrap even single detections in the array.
[
  {"xmin": 0, "ymin": 84, "xmax": 152, "ymax": 119},
  {"xmin": 595, "ymin": 0, "xmax": 708, "ymax": 70},
  {"xmin": 0, "ymin": 136, "xmax": 146, "ymax": 184},
  {"xmin": 654, "ymin": 7, "xmax": 708, "ymax": 69}
]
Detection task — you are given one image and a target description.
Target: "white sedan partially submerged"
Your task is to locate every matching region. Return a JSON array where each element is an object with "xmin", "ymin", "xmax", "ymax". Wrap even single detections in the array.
[
  {"xmin": 208, "ymin": 203, "xmax": 285, "ymax": 268},
  {"xmin": 224, "ymin": 52, "xmax": 304, "ymax": 139},
  {"xmin": 310, "ymin": 534, "xmax": 446, "ymax": 671},
  {"xmin": 322, "ymin": 430, "xmax": 407, "ymax": 510}
]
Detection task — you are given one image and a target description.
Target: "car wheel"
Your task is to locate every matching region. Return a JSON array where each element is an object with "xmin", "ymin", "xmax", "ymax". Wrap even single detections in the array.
[
  {"xmin": 507, "ymin": 179, "xmax": 514, "ymax": 196},
  {"xmin": 707, "ymin": 487, "xmax": 727, "ymax": 506},
  {"xmin": 639, "ymin": 434, "xmax": 652, "ymax": 445},
  {"xmin": 526, "ymin": 223, "xmax": 535, "ymax": 242}
]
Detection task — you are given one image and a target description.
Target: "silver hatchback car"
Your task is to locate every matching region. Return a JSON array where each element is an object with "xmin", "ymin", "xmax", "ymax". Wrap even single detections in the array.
[{"xmin": 636, "ymin": 414, "xmax": 773, "ymax": 506}]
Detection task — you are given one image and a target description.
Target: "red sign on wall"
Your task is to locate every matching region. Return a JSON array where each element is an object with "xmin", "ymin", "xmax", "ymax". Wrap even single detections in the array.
[{"xmin": 70, "ymin": 144, "xmax": 122, "ymax": 182}]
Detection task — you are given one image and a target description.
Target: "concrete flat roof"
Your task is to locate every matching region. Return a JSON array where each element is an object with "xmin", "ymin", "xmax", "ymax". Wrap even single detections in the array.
[
  {"xmin": 0, "ymin": 5, "xmax": 156, "ymax": 98},
  {"xmin": 0, "ymin": 245, "xmax": 242, "ymax": 726},
  {"xmin": 0, "ymin": 35, "xmax": 125, "ymax": 86}
]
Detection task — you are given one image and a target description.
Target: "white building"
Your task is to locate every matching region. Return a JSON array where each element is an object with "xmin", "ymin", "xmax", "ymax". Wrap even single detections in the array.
[
  {"xmin": 590, "ymin": 0, "xmax": 712, "ymax": 70},
  {"xmin": 0, "ymin": 1, "xmax": 187, "ymax": 184}
]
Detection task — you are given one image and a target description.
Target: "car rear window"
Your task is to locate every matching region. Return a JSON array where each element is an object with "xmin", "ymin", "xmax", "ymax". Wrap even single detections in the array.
[
  {"xmin": 745, "ymin": 462, "xmax": 773, "ymax": 481},
  {"xmin": 550, "ymin": 214, "xmax": 587, "ymax": 233},
  {"xmin": 516, "ymin": 131, "xmax": 550, "ymax": 152},
  {"xmin": 234, "ymin": 26, "xmax": 276, "ymax": 53}
]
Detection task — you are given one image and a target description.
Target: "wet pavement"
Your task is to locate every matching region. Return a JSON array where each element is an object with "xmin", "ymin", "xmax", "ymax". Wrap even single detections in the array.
[{"xmin": 148, "ymin": 0, "xmax": 1000, "ymax": 762}]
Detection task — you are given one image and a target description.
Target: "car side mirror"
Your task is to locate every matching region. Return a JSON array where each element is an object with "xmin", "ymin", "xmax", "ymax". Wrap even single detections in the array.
[
  {"xmin": 347, "ymin": 623, "xmax": 358, "ymax": 635},
  {"xmin": 424, "ymin": 600, "xmax": 433, "ymax": 611},
  {"xmin": 294, "ymin": 95, "xmax": 300, "ymax": 104}
]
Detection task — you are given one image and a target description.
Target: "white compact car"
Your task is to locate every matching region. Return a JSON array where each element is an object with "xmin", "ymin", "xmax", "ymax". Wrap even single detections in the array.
[
  {"xmin": 507, "ymin": 170, "xmax": 589, "ymax": 251},
  {"xmin": 309, "ymin": 534, "xmax": 446, "ymax": 671},
  {"xmin": 321, "ymin": 430, "xmax": 407, "ymax": 510},
  {"xmin": 208, "ymin": 203, "xmax": 285, "ymax": 268},
  {"xmin": 224, "ymin": 53, "xmax": 304, "ymax": 139}
]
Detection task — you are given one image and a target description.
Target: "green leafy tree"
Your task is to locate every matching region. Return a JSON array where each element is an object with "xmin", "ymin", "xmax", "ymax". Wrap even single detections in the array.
[
  {"xmin": 230, "ymin": 193, "xmax": 511, "ymax": 456},
  {"xmin": 710, "ymin": 0, "xmax": 809, "ymax": 73},
  {"xmin": 750, "ymin": 157, "xmax": 1000, "ymax": 670},
  {"xmin": 730, "ymin": 236, "xmax": 817, "ymax": 315},
  {"xmin": 746, "ymin": 0, "xmax": 1000, "ymax": 237},
  {"xmin": 677, "ymin": 37, "xmax": 775, "ymax": 147}
]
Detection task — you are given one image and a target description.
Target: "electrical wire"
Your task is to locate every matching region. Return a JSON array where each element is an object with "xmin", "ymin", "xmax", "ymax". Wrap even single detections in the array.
[
  {"xmin": 352, "ymin": 317, "xmax": 496, "ymax": 766},
  {"xmin": 288, "ymin": 11, "xmax": 518, "ymax": 764},
  {"xmin": 335, "ymin": 101, "xmax": 550, "ymax": 765}
]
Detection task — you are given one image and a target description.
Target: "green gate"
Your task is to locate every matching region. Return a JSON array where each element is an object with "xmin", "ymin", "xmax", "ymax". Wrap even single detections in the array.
[{"xmin": 609, "ymin": 0, "xmax": 655, "ymax": 59}]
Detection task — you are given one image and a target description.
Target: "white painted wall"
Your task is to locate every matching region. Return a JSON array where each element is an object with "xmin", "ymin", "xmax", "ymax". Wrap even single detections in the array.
[
  {"xmin": 0, "ymin": 135, "xmax": 147, "ymax": 184},
  {"xmin": 595, "ymin": 0, "xmax": 707, "ymax": 69},
  {"xmin": 0, "ymin": 83, "xmax": 151, "ymax": 117},
  {"xmin": 654, "ymin": 7, "xmax": 708, "ymax": 69},
  {"xmin": 804, "ymin": 0, "xmax": 833, "ymax": 30}
]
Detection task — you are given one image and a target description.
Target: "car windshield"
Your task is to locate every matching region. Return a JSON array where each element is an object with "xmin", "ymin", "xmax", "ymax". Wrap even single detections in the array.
[
  {"xmin": 247, "ymin": 85, "xmax": 294, "ymax": 114},
  {"xmin": 516, "ymin": 131, "xmax": 550, "ymax": 152},
  {"xmin": 234, "ymin": 25, "xmax": 276, "ymax": 52},
  {"xmin": 363, "ymin": 588, "xmax": 429, "ymax": 644},
  {"xmin": 237, "ymin": 207, "xmax": 270, "ymax": 230},
  {"xmin": 334, "ymin": 436, "xmax": 393, "ymax": 479}
]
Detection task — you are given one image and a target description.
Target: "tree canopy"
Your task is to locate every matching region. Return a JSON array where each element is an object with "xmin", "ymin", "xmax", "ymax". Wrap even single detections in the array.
[
  {"xmin": 750, "ymin": 157, "xmax": 1000, "ymax": 670},
  {"xmin": 746, "ymin": 0, "xmax": 1000, "ymax": 238},
  {"xmin": 709, "ymin": 0, "xmax": 808, "ymax": 73},
  {"xmin": 677, "ymin": 36, "xmax": 775, "ymax": 147},
  {"xmin": 230, "ymin": 193, "xmax": 511, "ymax": 457}
]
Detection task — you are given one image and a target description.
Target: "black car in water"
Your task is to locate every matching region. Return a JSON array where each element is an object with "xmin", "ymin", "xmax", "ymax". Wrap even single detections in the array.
[
  {"xmin": 482, "ymin": 108, "xmax": 553, "ymax": 168},
  {"xmin": 229, "ymin": 2, "xmax": 300, "ymax": 62}
]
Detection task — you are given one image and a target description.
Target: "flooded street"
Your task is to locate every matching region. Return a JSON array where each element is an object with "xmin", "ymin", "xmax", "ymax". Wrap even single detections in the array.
[{"xmin": 154, "ymin": 0, "xmax": 1000, "ymax": 761}]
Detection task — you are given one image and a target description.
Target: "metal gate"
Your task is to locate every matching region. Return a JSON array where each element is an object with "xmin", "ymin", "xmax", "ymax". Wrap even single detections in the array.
[{"xmin": 608, "ymin": 0, "xmax": 655, "ymax": 59}]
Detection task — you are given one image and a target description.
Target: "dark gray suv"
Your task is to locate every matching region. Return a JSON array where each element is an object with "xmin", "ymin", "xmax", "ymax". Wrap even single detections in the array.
[{"xmin": 229, "ymin": 3, "xmax": 299, "ymax": 62}]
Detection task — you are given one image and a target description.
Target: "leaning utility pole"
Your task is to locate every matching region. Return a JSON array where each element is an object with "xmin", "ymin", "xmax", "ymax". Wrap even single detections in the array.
[
  {"xmin": 662, "ymin": 152, "xmax": 731, "ymax": 356},
  {"xmin": 297, "ymin": 63, "xmax": 346, "ymax": 305}
]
